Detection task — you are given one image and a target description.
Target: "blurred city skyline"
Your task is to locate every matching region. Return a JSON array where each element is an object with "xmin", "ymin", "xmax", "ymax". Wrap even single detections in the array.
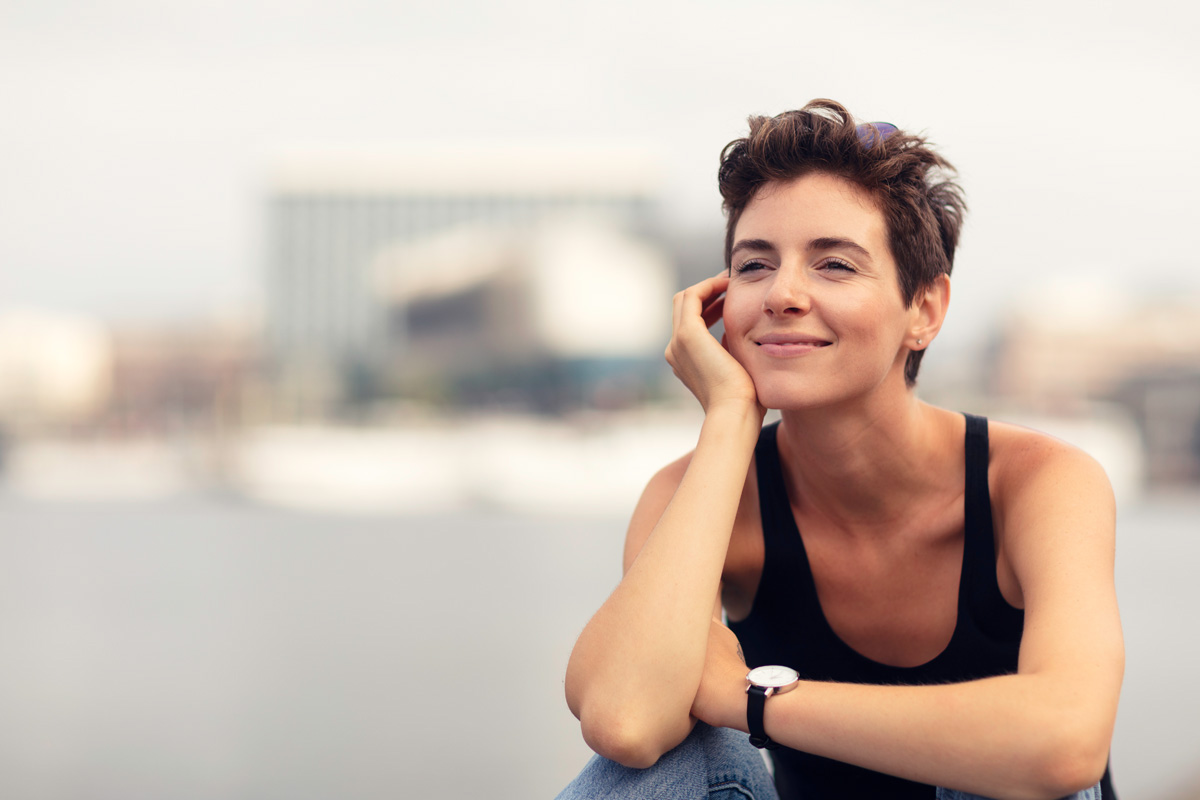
[{"xmin": 3, "ymin": 0, "xmax": 1197, "ymax": 350}]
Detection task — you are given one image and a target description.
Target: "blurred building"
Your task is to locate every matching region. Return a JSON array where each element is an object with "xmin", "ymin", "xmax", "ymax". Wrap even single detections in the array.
[
  {"xmin": 374, "ymin": 217, "xmax": 672, "ymax": 411},
  {"xmin": 0, "ymin": 311, "xmax": 258, "ymax": 493},
  {"xmin": 0, "ymin": 309, "xmax": 112, "ymax": 433},
  {"xmin": 0, "ymin": 309, "xmax": 260, "ymax": 437},
  {"xmin": 1110, "ymin": 368, "xmax": 1200, "ymax": 484},
  {"xmin": 264, "ymin": 143, "xmax": 666, "ymax": 416},
  {"xmin": 989, "ymin": 285, "xmax": 1200, "ymax": 485},
  {"xmin": 104, "ymin": 317, "xmax": 261, "ymax": 435}
]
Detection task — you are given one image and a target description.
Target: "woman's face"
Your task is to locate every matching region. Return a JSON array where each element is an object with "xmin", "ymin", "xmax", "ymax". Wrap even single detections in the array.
[{"xmin": 722, "ymin": 172, "xmax": 918, "ymax": 410}]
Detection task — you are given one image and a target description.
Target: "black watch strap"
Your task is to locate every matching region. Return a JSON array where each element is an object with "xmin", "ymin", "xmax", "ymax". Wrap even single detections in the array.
[{"xmin": 746, "ymin": 685, "xmax": 777, "ymax": 749}]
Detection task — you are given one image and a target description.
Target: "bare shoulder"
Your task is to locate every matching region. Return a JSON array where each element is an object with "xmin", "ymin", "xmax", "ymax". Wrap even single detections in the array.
[
  {"xmin": 986, "ymin": 419, "xmax": 1117, "ymax": 587},
  {"xmin": 985, "ymin": 420, "xmax": 1123, "ymax": 699},
  {"xmin": 987, "ymin": 419, "xmax": 1115, "ymax": 509}
]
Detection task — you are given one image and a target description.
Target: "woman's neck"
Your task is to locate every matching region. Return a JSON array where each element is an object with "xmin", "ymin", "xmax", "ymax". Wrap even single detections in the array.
[{"xmin": 774, "ymin": 393, "xmax": 960, "ymax": 531}]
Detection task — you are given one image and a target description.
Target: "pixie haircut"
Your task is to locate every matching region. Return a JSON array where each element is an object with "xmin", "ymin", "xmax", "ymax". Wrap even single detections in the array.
[{"xmin": 718, "ymin": 99, "xmax": 967, "ymax": 386}]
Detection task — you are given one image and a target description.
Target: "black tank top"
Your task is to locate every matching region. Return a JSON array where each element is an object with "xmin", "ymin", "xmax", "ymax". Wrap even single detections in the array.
[{"xmin": 727, "ymin": 415, "xmax": 1115, "ymax": 799}]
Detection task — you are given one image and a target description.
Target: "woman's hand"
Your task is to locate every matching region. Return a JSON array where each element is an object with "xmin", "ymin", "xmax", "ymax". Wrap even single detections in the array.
[
  {"xmin": 665, "ymin": 274, "xmax": 764, "ymax": 419},
  {"xmin": 691, "ymin": 617, "xmax": 751, "ymax": 733}
]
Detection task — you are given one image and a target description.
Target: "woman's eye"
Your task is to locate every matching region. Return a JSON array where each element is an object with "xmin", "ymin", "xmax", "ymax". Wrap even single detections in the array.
[
  {"xmin": 822, "ymin": 259, "xmax": 856, "ymax": 272},
  {"xmin": 734, "ymin": 260, "xmax": 769, "ymax": 274}
]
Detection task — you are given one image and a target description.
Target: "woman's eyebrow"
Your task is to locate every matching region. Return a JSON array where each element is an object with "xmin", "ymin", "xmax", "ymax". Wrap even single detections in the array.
[
  {"xmin": 808, "ymin": 236, "xmax": 874, "ymax": 263},
  {"xmin": 729, "ymin": 238, "xmax": 776, "ymax": 260}
]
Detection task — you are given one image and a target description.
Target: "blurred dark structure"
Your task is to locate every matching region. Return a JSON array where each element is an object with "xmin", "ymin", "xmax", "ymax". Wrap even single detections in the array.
[
  {"xmin": 376, "ymin": 219, "xmax": 674, "ymax": 413},
  {"xmin": 988, "ymin": 290, "xmax": 1200, "ymax": 486},
  {"xmin": 263, "ymin": 145, "xmax": 672, "ymax": 418},
  {"xmin": 1110, "ymin": 368, "xmax": 1200, "ymax": 484}
]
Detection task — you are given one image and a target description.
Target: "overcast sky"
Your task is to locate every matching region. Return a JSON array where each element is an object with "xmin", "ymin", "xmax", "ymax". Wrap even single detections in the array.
[{"xmin": 2, "ymin": 0, "xmax": 1197, "ymax": 345}]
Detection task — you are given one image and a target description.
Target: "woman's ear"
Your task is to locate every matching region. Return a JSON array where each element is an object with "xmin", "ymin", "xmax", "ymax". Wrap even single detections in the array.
[{"xmin": 907, "ymin": 275, "xmax": 950, "ymax": 350}]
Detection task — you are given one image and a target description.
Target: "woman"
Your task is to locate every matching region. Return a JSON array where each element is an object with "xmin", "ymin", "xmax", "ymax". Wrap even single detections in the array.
[{"xmin": 559, "ymin": 100, "xmax": 1122, "ymax": 800}]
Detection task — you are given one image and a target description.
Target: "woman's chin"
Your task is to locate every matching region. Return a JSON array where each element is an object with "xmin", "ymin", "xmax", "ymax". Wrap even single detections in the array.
[
  {"xmin": 749, "ymin": 363, "xmax": 907, "ymax": 412},
  {"xmin": 751, "ymin": 380, "xmax": 831, "ymax": 412}
]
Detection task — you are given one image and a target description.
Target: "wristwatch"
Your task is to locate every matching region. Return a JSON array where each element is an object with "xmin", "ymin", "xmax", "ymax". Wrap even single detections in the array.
[{"xmin": 745, "ymin": 665, "xmax": 800, "ymax": 749}]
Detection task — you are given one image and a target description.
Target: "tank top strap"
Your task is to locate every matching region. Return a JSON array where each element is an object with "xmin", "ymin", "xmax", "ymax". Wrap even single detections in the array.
[
  {"xmin": 962, "ymin": 412, "xmax": 991, "ymax": 550},
  {"xmin": 961, "ymin": 413, "xmax": 993, "ymax": 599},
  {"xmin": 960, "ymin": 413, "xmax": 1023, "ymax": 637},
  {"xmin": 754, "ymin": 422, "xmax": 805, "ymax": 561}
]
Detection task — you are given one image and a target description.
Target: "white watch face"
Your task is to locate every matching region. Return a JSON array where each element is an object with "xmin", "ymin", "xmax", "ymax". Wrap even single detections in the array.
[{"xmin": 747, "ymin": 664, "xmax": 799, "ymax": 688}]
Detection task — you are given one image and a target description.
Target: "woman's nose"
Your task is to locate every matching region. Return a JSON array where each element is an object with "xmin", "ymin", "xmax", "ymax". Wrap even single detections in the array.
[{"xmin": 763, "ymin": 266, "xmax": 811, "ymax": 316}]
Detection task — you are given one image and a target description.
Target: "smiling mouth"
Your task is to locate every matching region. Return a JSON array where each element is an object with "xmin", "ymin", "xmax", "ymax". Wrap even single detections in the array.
[{"xmin": 755, "ymin": 338, "xmax": 831, "ymax": 357}]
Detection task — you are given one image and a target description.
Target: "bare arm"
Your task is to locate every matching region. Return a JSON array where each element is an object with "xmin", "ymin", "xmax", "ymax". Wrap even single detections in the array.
[
  {"xmin": 563, "ymin": 274, "xmax": 764, "ymax": 768},
  {"xmin": 692, "ymin": 436, "xmax": 1123, "ymax": 799}
]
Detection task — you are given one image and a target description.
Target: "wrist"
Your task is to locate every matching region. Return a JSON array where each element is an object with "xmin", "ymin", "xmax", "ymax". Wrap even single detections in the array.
[
  {"xmin": 694, "ymin": 666, "xmax": 753, "ymax": 732},
  {"xmin": 745, "ymin": 665, "xmax": 799, "ymax": 749},
  {"xmin": 701, "ymin": 401, "xmax": 765, "ymax": 439},
  {"xmin": 730, "ymin": 679, "xmax": 751, "ymax": 733}
]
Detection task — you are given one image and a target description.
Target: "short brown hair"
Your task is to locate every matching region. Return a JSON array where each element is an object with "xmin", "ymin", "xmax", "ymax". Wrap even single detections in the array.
[{"xmin": 718, "ymin": 99, "xmax": 966, "ymax": 385}]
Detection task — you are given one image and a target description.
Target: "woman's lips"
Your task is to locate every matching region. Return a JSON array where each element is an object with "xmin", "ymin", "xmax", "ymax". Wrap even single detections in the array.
[{"xmin": 755, "ymin": 334, "xmax": 831, "ymax": 357}]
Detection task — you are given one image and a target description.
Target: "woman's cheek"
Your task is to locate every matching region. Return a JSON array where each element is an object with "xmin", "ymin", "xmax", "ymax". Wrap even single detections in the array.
[
  {"xmin": 726, "ymin": 338, "xmax": 751, "ymax": 368},
  {"xmin": 721, "ymin": 293, "xmax": 755, "ymax": 350},
  {"xmin": 721, "ymin": 316, "xmax": 751, "ymax": 364}
]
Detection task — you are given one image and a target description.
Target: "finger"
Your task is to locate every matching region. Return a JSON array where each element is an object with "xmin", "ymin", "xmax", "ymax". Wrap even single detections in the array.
[
  {"xmin": 694, "ymin": 273, "xmax": 730, "ymax": 307},
  {"xmin": 679, "ymin": 275, "xmax": 728, "ymax": 331},
  {"xmin": 681, "ymin": 273, "xmax": 728, "ymax": 304},
  {"xmin": 674, "ymin": 290, "xmax": 703, "ymax": 340}
]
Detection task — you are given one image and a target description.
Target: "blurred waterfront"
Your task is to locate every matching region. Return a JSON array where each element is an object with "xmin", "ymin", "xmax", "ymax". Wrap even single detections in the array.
[
  {"xmin": 4, "ymin": 3, "xmax": 1199, "ymax": 797},
  {"xmin": 1, "ymin": 486, "xmax": 1198, "ymax": 800},
  {"xmin": 3, "ymin": 95, "xmax": 1200, "ymax": 799}
]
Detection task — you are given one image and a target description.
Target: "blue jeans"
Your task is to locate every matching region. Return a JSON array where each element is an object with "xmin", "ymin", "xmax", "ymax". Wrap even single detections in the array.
[
  {"xmin": 555, "ymin": 722, "xmax": 779, "ymax": 800},
  {"xmin": 555, "ymin": 723, "xmax": 1102, "ymax": 800},
  {"xmin": 938, "ymin": 787, "xmax": 1101, "ymax": 800},
  {"xmin": 938, "ymin": 787, "xmax": 1100, "ymax": 800}
]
